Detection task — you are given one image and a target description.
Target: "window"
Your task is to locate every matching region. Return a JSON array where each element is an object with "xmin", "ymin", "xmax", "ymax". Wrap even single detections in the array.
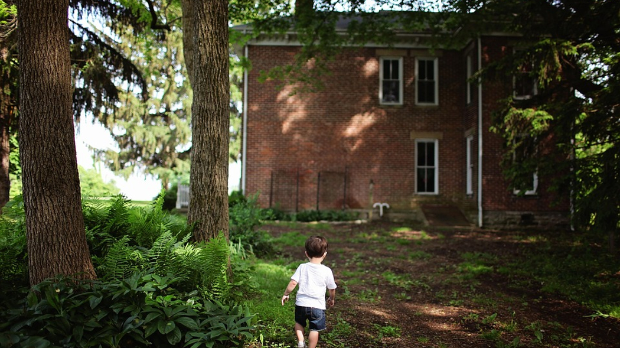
[
  {"xmin": 513, "ymin": 52, "xmax": 537, "ymax": 100},
  {"xmin": 466, "ymin": 135, "xmax": 474, "ymax": 195},
  {"xmin": 380, "ymin": 57, "xmax": 403, "ymax": 105},
  {"xmin": 416, "ymin": 57, "xmax": 438, "ymax": 105},
  {"xmin": 512, "ymin": 135, "xmax": 538, "ymax": 195},
  {"xmin": 416, "ymin": 139, "xmax": 438, "ymax": 194}
]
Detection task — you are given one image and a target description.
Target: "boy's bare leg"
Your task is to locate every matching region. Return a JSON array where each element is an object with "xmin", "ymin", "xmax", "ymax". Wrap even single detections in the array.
[
  {"xmin": 308, "ymin": 331, "xmax": 319, "ymax": 348},
  {"xmin": 294, "ymin": 323, "xmax": 305, "ymax": 345}
]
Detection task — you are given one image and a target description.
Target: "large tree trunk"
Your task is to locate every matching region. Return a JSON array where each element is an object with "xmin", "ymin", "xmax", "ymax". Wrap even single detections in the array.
[
  {"xmin": 18, "ymin": 0, "xmax": 96, "ymax": 285},
  {"xmin": 181, "ymin": 0, "xmax": 230, "ymax": 241}
]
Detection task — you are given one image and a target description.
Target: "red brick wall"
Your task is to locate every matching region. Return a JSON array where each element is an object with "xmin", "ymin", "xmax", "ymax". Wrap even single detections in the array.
[
  {"xmin": 479, "ymin": 36, "xmax": 570, "ymax": 216},
  {"xmin": 244, "ymin": 38, "xmax": 569, "ymax": 225}
]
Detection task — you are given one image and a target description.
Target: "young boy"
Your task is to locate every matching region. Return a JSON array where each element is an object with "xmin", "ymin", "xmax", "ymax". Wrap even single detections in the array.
[{"xmin": 281, "ymin": 236, "xmax": 337, "ymax": 348}]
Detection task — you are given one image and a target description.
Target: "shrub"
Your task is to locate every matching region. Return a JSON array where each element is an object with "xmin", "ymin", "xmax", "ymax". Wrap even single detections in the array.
[
  {"xmin": 285, "ymin": 209, "xmax": 359, "ymax": 222},
  {"xmin": 0, "ymin": 273, "xmax": 254, "ymax": 348},
  {"xmin": 229, "ymin": 195, "xmax": 276, "ymax": 258},
  {"xmin": 0, "ymin": 196, "xmax": 28, "ymax": 310}
]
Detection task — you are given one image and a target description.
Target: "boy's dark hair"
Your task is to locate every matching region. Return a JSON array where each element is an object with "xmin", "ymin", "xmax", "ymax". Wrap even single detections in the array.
[{"xmin": 305, "ymin": 236, "xmax": 328, "ymax": 258}]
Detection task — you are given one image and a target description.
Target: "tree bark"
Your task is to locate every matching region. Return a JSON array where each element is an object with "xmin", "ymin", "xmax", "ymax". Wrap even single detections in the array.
[
  {"xmin": 181, "ymin": 0, "xmax": 230, "ymax": 242},
  {"xmin": 18, "ymin": 0, "xmax": 96, "ymax": 285}
]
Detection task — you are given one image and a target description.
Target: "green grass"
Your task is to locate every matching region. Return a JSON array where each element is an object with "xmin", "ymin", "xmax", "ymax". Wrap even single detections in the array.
[
  {"xmin": 271, "ymin": 231, "xmax": 307, "ymax": 247},
  {"xmin": 247, "ymin": 261, "xmax": 297, "ymax": 345}
]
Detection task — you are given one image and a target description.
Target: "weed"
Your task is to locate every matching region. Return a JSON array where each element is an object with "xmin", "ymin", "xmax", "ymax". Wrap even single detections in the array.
[
  {"xmin": 525, "ymin": 321, "xmax": 544, "ymax": 343},
  {"xmin": 393, "ymin": 292, "xmax": 411, "ymax": 301},
  {"xmin": 482, "ymin": 313, "xmax": 498, "ymax": 325},
  {"xmin": 382, "ymin": 271, "xmax": 414, "ymax": 290},
  {"xmin": 481, "ymin": 329, "xmax": 502, "ymax": 341},
  {"xmin": 374, "ymin": 323, "xmax": 401, "ymax": 339},
  {"xmin": 358, "ymin": 288, "xmax": 381, "ymax": 302},
  {"xmin": 395, "ymin": 238, "xmax": 412, "ymax": 246},
  {"xmin": 409, "ymin": 250, "xmax": 432, "ymax": 260},
  {"xmin": 416, "ymin": 336, "xmax": 429, "ymax": 343}
]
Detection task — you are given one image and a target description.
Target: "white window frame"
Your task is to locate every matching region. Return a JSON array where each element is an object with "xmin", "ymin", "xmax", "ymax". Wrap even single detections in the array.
[
  {"xmin": 415, "ymin": 57, "xmax": 439, "ymax": 105},
  {"xmin": 513, "ymin": 49, "xmax": 538, "ymax": 100},
  {"xmin": 466, "ymin": 135, "xmax": 474, "ymax": 195},
  {"xmin": 513, "ymin": 173, "xmax": 539, "ymax": 196},
  {"xmin": 415, "ymin": 139, "xmax": 439, "ymax": 195},
  {"xmin": 379, "ymin": 57, "xmax": 403, "ymax": 105},
  {"xmin": 512, "ymin": 135, "xmax": 539, "ymax": 195}
]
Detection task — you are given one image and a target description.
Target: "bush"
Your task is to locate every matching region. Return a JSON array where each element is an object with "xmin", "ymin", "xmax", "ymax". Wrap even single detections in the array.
[
  {"xmin": 229, "ymin": 195, "xmax": 276, "ymax": 258},
  {"xmin": 274, "ymin": 209, "xmax": 360, "ymax": 222},
  {"xmin": 0, "ymin": 273, "xmax": 254, "ymax": 348},
  {"xmin": 228, "ymin": 190, "xmax": 247, "ymax": 207},
  {"xmin": 0, "ymin": 196, "xmax": 28, "ymax": 310}
]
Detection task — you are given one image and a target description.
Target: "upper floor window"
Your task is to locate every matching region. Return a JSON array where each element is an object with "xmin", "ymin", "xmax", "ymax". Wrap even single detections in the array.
[
  {"xmin": 380, "ymin": 57, "xmax": 403, "ymax": 105},
  {"xmin": 416, "ymin": 57, "xmax": 438, "ymax": 105},
  {"xmin": 513, "ymin": 53, "xmax": 537, "ymax": 100}
]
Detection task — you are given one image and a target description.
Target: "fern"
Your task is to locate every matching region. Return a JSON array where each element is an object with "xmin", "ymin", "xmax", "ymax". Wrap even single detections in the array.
[
  {"xmin": 201, "ymin": 233, "xmax": 231, "ymax": 301},
  {"xmin": 98, "ymin": 236, "xmax": 142, "ymax": 280}
]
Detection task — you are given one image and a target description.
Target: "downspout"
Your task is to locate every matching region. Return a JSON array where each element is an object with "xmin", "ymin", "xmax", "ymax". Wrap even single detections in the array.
[
  {"xmin": 241, "ymin": 43, "xmax": 249, "ymax": 193},
  {"xmin": 477, "ymin": 36, "xmax": 483, "ymax": 227}
]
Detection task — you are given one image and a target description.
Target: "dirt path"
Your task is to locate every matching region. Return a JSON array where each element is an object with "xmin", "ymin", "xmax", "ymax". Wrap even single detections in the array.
[{"xmin": 263, "ymin": 221, "xmax": 620, "ymax": 348}]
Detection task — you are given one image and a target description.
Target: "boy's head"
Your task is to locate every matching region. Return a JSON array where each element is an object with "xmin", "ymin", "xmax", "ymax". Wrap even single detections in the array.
[{"xmin": 305, "ymin": 235, "xmax": 328, "ymax": 258}]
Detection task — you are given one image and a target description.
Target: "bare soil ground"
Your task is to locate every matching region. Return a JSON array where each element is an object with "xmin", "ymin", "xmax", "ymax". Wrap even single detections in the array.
[{"xmin": 262, "ymin": 221, "xmax": 620, "ymax": 348}]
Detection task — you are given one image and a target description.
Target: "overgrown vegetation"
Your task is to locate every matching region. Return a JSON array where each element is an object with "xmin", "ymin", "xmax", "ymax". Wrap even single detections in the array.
[
  {"xmin": 2, "ymin": 192, "xmax": 618, "ymax": 347},
  {"xmin": 0, "ymin": 193, "xmax": 260, "ymax": 347}
]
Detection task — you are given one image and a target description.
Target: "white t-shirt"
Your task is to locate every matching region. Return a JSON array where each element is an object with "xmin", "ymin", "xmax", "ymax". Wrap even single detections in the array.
[{"xmin": 291, "ymin": 262, "xmax": 337, "ymax": 310}]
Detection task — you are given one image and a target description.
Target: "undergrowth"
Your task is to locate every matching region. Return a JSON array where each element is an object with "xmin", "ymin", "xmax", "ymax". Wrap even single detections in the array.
[{"xmin": 0, "ymin": 193, "xmax": 262, "ymax": 347}]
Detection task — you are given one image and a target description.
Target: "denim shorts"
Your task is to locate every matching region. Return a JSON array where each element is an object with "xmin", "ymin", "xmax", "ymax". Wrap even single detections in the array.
[{"xmin": 295, "ymin": 305, "xmax": 326, "ymax": 331}]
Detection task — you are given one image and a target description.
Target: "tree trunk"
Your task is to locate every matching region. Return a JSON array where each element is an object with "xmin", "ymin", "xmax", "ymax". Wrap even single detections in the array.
[
  {"xmin": 181, "ymin": 0, "xmax": 230, "ymax": 241},
  {"xmin": 18, "ymin": 0, "xmax": 96, "ymax": 285}
]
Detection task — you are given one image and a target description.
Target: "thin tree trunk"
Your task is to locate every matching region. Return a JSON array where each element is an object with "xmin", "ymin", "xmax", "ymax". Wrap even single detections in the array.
[
  {"xmin": 0, "ymin": 74, "xmax": 12, "ymax": 210},
  {"xmin": 18, "ymin": 0, "xmax": 96, "ymax": 285},
  {"xmin": 181, "ymin": 0, "xmax": 230, "ymax": 241}
]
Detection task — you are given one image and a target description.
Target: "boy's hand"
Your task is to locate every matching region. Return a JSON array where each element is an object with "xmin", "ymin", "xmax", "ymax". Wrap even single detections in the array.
[
  {"xmin": 281, "ymin": 294, "xmax": 290, "ymax": 306},
  {"xmin": 327, "ymin": 297, "xmax": 335, "ymax": 308}
]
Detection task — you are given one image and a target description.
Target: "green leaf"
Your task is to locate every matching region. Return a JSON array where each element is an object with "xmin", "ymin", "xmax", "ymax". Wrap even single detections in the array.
[
  {"xmin": 20, "ymin": 336, "xmax": 51, "ymax": 348},
  {"xmin": 73, "ymin": 325, "xmax": 84, "ymax": 342},
  {"xmin": 144, "ymin": 323, "xmax": 158, "ymax": 338},
  {"xmin": 170, "ymin": 305, "xmax": 188, "ymax": 317},
  {"xmin": 89, "ymin": 295, "xmax": 103, "ymax": 309},
  {"xmin": 144, "ymin": 311, "xmax": 161, "ymax": 324},
  {"xmin": 175, "ymin": 316, "xmax": 198, "ymax": 330},
  {"xmin": 167, "ymin": 327, "xmax": 182, "ymax": 345},
  {"xmin": 0, "ymin": 333, "xmax": 19, "ymax": 346},
  {"xmin": 158, "ymin": 320, "xmax": 175, "ymax": 334}
]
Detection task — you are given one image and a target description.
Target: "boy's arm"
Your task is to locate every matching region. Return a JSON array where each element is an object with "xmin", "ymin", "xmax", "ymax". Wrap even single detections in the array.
[
  {"xmin": 327, "ymin": 288, "xmax": 336, "ymax": 308},
  {"xmin": 281, "ymin": 279, "xmax": 298, "ymax": 306}
]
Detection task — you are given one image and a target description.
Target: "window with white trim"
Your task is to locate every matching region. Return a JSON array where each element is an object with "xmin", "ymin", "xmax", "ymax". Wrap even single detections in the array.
[
  {"xmin": 379, "ymin": 57, "xmax": 403, "ymax": 105},
  {"xmin": 416, "ymin": 57, "xmax": 438, "ymax": 105},
  {"xmin": 513, "ymin": 51, "xmax": 537, "ymax": 100},
  {"xmin": 415, "ymin": 139, "xmax": 438, "ymax": 194},
  {"xmin": 512, "ymin": 135, "xmax": 538, "ymax": 195},
  {"xmin": 466, "ymin": 135, "xmax": 474, "ymax": 195}
]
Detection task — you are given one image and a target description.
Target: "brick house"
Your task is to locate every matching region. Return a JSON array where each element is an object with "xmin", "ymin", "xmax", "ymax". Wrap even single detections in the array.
[{"xmin": 234, "ymin": 15, "xmax": 570, "ymax": 229}]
